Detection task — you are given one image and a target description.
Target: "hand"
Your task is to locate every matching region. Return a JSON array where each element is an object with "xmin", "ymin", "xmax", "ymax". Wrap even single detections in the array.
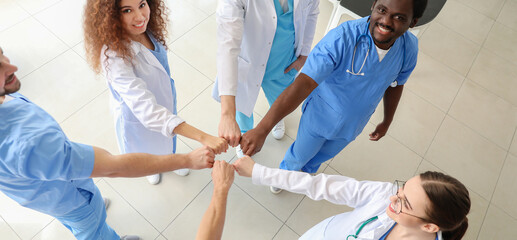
[
  {"xmin": 218, "ymin": 115, "xmax": 241, "ymax": 147},
  {"xmin": 284, "ymin": 55, "xmax": 308, "ymax": 74},
  {"xmin": 187, "ymin": 146, "xmax": 216, "ymax": 169},
  {"xmin": 369, "ymin": 122, "xmax": 389, "ymax": 141},
  {"xmin": 232, "ymin": 156, "xmax": 255, "ymax": 178},
  {"xmin": 240, "ymin": 127, "xmax": 268, "ymax": 156},
  {"xmin": 212, "ymin": 160, "xmax": 235, "ymax": 193},
  {"xmin": 202, "ymin": 134, "xmax": 229, "ymax": 155}
]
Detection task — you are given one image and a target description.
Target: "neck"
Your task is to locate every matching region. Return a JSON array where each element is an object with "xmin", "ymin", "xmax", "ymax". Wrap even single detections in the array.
[
  {"xmin": 0, "ymin": 95, "xmax": 5, "ymax": 104},
  {"xmin": 387, "ymin": 224, "xmax": 436, "ymax": 240}
]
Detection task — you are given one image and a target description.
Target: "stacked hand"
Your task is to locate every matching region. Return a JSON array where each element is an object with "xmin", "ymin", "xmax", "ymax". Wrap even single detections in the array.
[
  {"xmin": 212, "ymin": 161, "xmax": 235, "ymax": 193},
  {"xmin": 219, "ymin": 116, "xmax": 241, "ymax": 147},
  {"xmin": 202, "ymin": 135, "xmax": 229, "ymax": 154},
  {"xmin": 187, "ymin": 146, "xmax": 216, "ymax": 169}
]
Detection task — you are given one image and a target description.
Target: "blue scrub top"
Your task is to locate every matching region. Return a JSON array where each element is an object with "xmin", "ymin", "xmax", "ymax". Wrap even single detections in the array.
[
  {"xmin": 301, "ymin": 17, "xmax": 418, "ymax": 139},
  {"xmin": 0, "ymin": 93, "xmax": 96, "ymax": 217}
]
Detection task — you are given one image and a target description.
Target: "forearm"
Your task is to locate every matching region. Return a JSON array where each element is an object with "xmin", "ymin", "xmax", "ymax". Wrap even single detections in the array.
[
  {"xmin": 173, "ymin": 122, "xmax": 208, "ymax": 143},
  {"xmin": 195, "ymin": 189, "xmax": 229, "ymax": 240},
  {"xmin": 256, "ymin": 73, "xmax": 318, "ymax": 132},
  {"xmin": 220, "ymin": 95, "xmax": 236, "ymax": 117},
  {"xmin": 382, "ymin": 85, "xmax": 404, "ymax": 125},
  {"xmin": 90, "ymin": 147, "xmax": 190, "ymax": 178}
]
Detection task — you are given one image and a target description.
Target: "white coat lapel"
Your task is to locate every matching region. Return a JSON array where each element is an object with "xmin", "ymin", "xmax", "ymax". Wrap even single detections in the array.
[{"xmin": 130, "ymin": 41, "xmax": 169, "ymax": 76}]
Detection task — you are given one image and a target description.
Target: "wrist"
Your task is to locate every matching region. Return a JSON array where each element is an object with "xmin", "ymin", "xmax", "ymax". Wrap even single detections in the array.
[
  {"xmin": 214, "ymin": 186, "xmax": 230, "ymax": 196},
  {"xmin": 181, "ymin": 154, "xmax": 193, "ymax": 169}
]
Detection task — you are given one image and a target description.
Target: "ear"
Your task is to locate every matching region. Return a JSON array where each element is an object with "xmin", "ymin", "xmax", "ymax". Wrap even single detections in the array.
[
  {"xmin": 421, "ymin": 223, "xmax": 440, "ymax": 233},
  {"xmin": 409, "ymin": 18, "xmax": 419, "ymax": 28}
]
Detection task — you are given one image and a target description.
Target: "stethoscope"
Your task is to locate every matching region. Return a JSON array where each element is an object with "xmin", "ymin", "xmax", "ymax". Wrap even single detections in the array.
[
  {"xmin": 346, "ymin": 19, "xmax": 400, "ymax": 88},
  {"xmin": 346, "ymin": 216, "xmax": 378, "ymax": 239}
]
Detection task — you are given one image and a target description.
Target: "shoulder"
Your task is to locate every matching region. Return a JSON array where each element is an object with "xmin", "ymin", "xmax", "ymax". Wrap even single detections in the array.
[{"xmin": 402, "ymin": 31, "xmax": 419, "ymax": 54}]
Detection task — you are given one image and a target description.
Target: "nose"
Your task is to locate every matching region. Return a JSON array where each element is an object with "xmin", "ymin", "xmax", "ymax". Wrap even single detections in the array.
[
  {"xmin": 389, "ymin": 195, "xmax": 397, "ymax": 203},
  {"xmin": 6, "ymin": 62, "xmax": 18, "ymax": 76},
  {"xmin": 379, "ymin": 14, "xmax": 393, "ymax": 28},
  {"xmin": 135, "ymin": 9, "xmax": 146, "ymax": 21}
]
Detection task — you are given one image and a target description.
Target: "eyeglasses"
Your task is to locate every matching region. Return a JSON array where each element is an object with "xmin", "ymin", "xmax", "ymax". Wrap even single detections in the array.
[{"xmin": 392, "ymin": 180, "xmax": 431, "ymax": 222}]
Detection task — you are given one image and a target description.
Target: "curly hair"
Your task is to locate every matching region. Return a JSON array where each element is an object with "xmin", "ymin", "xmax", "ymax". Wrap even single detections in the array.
[{"xmin": 83, "ymin": 0, "xmax": 169, "ymax": 74}]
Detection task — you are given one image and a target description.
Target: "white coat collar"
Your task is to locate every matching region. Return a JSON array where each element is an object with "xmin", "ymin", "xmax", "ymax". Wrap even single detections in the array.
[
  {"xmin": 129, "ymin": 39, "xmax": 169, "ymax": 76},
  {"xmin": 358, "ymin": 212, "xmax": 443, "ymax": 240}
]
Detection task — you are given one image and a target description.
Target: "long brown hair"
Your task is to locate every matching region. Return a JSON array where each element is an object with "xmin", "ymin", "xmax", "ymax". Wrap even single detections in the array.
[
  {"xmin": 420, "ymin": 171, "xmax": 471, "ymax": 240},
  {"xmin": 83, "ymin": 0, "xmax": 169, "ymax": 74}
]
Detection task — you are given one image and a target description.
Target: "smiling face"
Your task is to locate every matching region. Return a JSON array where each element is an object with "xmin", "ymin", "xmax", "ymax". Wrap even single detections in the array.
[
  {"xmin": 386, "ymin": 176, "xmax": 433, "ymax": 229},
  {"xmin": 369, "ymin": 0, "xmax": 418, "ymax": 49},
  {"xmin": 0, "ymin": 48, "xmax": 20, "ymax": 98},
  {"xmin": 119, "ymin": 0, "xmax": 151, "ymax": 39}
]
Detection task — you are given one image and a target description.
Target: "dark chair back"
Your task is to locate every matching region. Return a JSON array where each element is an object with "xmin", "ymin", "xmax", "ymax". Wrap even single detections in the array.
[{"xmin": 339, "ymin": 0, "xmax": 447, "ymax": 27}]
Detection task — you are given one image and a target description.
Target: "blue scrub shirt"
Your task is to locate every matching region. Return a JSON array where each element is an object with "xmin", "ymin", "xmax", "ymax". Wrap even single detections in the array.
[
  {"xmin": 0, "ymin": 93, "xmax": 96, "ymax": 217},
  {"xmin": 301, "ymin": 16, "xmax": 418, "ymax": 140}
]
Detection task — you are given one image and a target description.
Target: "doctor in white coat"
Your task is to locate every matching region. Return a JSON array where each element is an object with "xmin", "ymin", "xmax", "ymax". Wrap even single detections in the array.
[
  {"xmin": 84, "ymin": 0, "xmax": 227, "ymax": 185},
  {"xmin": 233, "ymin": 156, "xmax": 471, "ymax": 240},
  {"xmin": 213, "ymin": 0, "xmax": 320, "ymax": 155}
]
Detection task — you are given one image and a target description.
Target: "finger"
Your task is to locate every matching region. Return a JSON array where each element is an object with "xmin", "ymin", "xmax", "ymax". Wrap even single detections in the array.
[{"xmin": 244, "ymin": 144, "xmax": 254, "ymax": 156}]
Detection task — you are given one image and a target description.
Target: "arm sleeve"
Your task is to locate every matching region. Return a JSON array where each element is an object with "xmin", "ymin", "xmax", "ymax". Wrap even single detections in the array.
[
  {"xmin": 395, "ymin": 35, "xmax": 419, "ymax": 85},
  {"xmin": 251, "ymin": 163, "xmax": 392, "ymax": 208},
  {"xmin": 216, "ymin": 0, "xmax": 246, "ymax": 96},
  {"xmin": 15, "ymin": 131, "xmax": 94, "ymax": 181},
  {"xmin": 103, "ymin": 51, "xmax": 185, "ymax": 138},
  {"xmin": 300, "ymin": 27, "xmax": 344, "ymax": 85},
  {"xmin": 299, "ymin": 0, "xmax": 320, "ymax": 56}
]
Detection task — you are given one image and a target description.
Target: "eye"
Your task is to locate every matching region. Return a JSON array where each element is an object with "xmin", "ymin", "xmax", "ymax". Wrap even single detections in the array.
[
  {"xmin": 395, "ymin": 15, "xmax": 407, "ymax": 22},
  {"xmin": 377, "ymin": 7, "xmax": 386, "ymax": 14},
  {"xmin": 140, "ymin": 2, "xmax": 146, "ymax": 8},
  {"xmin": 121, "ymin": 8, "xmax": 131, "ymax": 13}
]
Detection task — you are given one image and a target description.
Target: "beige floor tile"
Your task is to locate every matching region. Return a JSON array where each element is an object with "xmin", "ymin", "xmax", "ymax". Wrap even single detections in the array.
[
  {"xmin": 511, "ymin": 131, "xmax": 517, "ymax": 156},
  {"xmin": 15, "ymin": 0, "xmax": 61, "ymax": 15},
  {"xmin": 162, "ymin": 183, "xmax": 283, "ymax": 240},
  {"xmin": 169, "ymin": 51, "xmax": 213, "ymax": 111},
  {"xmin": 0, "ymin": 193, "xmax": 52, "ymax": 240},
  {"xmin": 370, "ymin": 90, "xmax": 445, "ymax": 156},
  {"xmin": 273, "ymin": 225, "xmax": 300, "ymax": 240},
  {"xmin": 166, "ymin": 0, "xmax": 209, "ymax": 42},
  {"xmin": 419, "ymin": 22, "xmax": 480, "ymax": 76},
  {"xmin": 425, "ymin": 116, "xmax": 507, "ymax": 200},
  {"xmin": 60, "ymin": 90, "xmax": 120, "ymax": 154},
  {"xmin": 497, "ymin": 0, "xmax": 517, "ymax": 31},
  {"xmin": 449, "ymin": 80, "xmax": 517, "ymax": 149},
  {"xmin": 0, "ymin": 0, "xmax": 30, "ymax": 33},
  {"xmin": 0, "ymin": 17, "xmax": 68, "ymax": 78},
  {"xmin": 456, "ymin": 0, "xmax": 506, "ymax": 19},
  {"xmin": 184, "ymin": 0, "xmax": 218, "ymax": 15},
  {"xmin": 478, "ymin": 204, "xmax": 517, "ymax": 239},
  {"xmin": 285, "ymin": 167, "xmax": 353, "ymax": 237},
  {"xmin": 468, "ymin": 48, "xmax": 517, "ymax": 107},
  {"xmin": 18, "ymin": 49, "xmax": 106, "ymax": 124},
  {"xmin": 72, "ymin": 41, "xmax": 86, "ymax": 61},
  {"xmin": 436, "ymin": 0, "xmax": 494, "ymax": 44},
  {"xmin": 405, "ymin": 52, "xmax": 465, "ymax": 112},
  {"xmin": 330, "ymin": 124, "xmax": 422, "ymax": 182},
  {"xmin": 32, "ymin": 219, "xmax": 75, "ymax": 240},
  {"xmin": 484, "ymin": 22, "xmax": 517, "ymax": 63},
  {"xmin": 416, "ymin": 159, "xmax": 444, "ymax": 173},
  {"xmin": 233, "ymin": 136, "xmax": 305, "ymax": 222},
  {"xmin": 313, "ymin": 0, "xmax": 336, "ymax": 46},
  {"xmin": 171, "ymin": 16, "xmax": 217, "ymax": 80},
  {"xmin": 0, "ymin": 216, "xmax": 20, "ymax": 240},
  {"xmin": 97, "ymin": 180, "xmax": 161, "ymax": 239},
  {"xmin": 155, "ymin": 235, "xmax": 167, "ymax": 240},
  {"xmin": 492, "ymin": 154, "xmax": 517, "ymax": 219},
  {"xmin": 34, "ymin": 0, "xmax": 86, "ymax": 47},
  {"xmin": 104, "ymin": 139, "xmax": 212, "ymax": 231}
]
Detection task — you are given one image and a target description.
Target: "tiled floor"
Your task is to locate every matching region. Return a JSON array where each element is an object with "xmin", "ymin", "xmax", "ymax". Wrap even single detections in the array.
[{"xmin": 1, "ymin": 0, "xmax": 516, "ymax": 239}]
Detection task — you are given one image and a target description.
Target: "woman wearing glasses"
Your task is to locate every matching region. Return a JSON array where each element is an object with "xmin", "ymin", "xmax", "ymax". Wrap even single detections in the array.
[{"xmin": 233, "ymin": 156, "xmax": 470, "ymax": 240}]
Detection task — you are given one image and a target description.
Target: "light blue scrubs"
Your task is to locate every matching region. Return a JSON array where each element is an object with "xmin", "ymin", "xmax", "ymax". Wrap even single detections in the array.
[
  {"xmin": 113, "ymin": 33, "xmax": 178, "ymax": 154},
  {"xmin": 235, "ymin": 0, "xmax": 298, "ymax": 133},
  {"xmin": 280, "ymin": 17, "xmax": 419, "ymax": 173},
  {"xmin": 0, "ymin": 93, "xmax": 119, "ymax": 240}
]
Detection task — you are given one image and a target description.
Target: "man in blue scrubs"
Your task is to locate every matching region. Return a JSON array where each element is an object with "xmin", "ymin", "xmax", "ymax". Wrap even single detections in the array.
[
  {"xmin": 240, "ymin": 0, "xmax": 427, "ymax": 193},
  {"xmin": 0, "ymin": 48, "xmax": 216, "ymax": 239}
]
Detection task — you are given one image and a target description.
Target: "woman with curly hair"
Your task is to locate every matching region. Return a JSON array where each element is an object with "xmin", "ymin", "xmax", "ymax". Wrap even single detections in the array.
[{"xmin": 84, "ymin": 0, "xmax": 228, "ymax": 185}]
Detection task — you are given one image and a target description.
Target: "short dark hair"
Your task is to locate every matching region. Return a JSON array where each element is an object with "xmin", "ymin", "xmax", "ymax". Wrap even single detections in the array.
[{"xmin": 413, "ymin": 0, "xmax": 428, "ymax": 19}]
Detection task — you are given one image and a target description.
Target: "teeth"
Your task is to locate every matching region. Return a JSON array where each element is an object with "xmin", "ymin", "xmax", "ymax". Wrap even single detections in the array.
[
  {"xmin": 135, "ymin": 22, "xmax": 144, "ymax": 27},
  {"xmin": 378, "ymin": 25, "xmax": 390, "ymax": 33}
]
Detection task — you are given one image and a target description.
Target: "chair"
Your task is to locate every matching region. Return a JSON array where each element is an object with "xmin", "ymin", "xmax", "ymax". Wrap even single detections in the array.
[{"xmin": 325, "ymin": 0, "xmax": 447, "ymax": 36}]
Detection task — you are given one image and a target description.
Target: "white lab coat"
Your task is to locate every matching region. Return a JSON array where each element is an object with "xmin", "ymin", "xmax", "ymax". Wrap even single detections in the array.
[
  {"xmin": 102, "ymin": 42, "xmax": 184, "ymax": 155},
  {"xmin": 213, "ymin": 0, "xmax": 320, "ymax": 116},
  {"xmin": 251, "ymin": 164, "xmax": 444, "ymax": 240}
]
